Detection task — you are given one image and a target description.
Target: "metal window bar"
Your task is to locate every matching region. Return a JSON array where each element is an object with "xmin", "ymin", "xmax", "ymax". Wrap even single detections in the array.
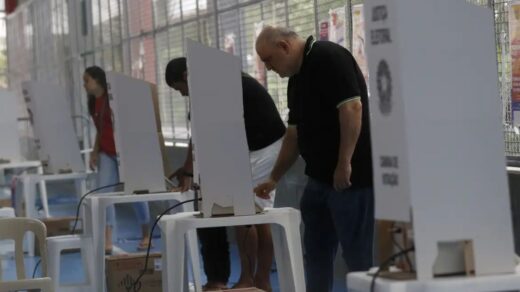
[{"xmin": 5, "ymin": 0, "xmax": 518, "ymax": 153}]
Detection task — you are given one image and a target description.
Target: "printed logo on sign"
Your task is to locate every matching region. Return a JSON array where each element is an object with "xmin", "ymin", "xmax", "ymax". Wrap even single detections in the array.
[
  {"xmin": 377, "ymin": 59, "xmax": 392, "ymax": 116},
  {"xmin": 372, "ymin": 5, "xmax": 388, "ymax": 22}
]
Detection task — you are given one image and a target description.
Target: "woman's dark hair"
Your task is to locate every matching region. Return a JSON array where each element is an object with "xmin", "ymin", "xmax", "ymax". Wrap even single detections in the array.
[
  {"xmin": 84, "ymin": 66, "xmax": 108, "ymax": 116},
  {"xmin": 165, "ymin": 57, "xmax": 187, "ymax": 88}
]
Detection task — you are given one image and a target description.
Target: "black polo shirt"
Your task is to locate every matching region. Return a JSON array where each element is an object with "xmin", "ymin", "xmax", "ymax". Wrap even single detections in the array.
[
  {"xmin": 241, "ymin": 73, "xmax": 286, "ymax": 151},
  {"xmin": 287, "ymin": 36, "xmax": 373, "ymax": 188}
]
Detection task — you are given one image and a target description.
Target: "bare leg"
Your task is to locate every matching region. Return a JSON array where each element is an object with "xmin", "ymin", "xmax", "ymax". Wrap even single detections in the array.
[
  {"xmin": 138, "ymin": 224, "xmax": 151, "ymax": 250},
  {"xmin": 233, "ymin": 225, "xmax": 258, "ymax": 288},
  {"xmin": 254, "ymin": 224, "xmax": 273, "ymax": 292},
  {"xmin": 199, "ymin": 227, "xmax": 230, "ymax": 290}
]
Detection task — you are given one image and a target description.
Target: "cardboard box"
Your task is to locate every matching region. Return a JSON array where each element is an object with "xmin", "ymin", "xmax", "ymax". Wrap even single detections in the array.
[
  {"xmin": 0, "ymin": 198, "xmax": 11, "ymax": 208},
  {"xmin": 42, "ymin": 216, "xmax": 82, "ymax": 236},
  {"xmin": 106, "ymin": 253, "xmax": 162, "ymax": 292}
]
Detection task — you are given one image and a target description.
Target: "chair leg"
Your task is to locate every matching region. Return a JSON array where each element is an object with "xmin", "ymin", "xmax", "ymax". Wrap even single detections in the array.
[
  {"xmin": 186, "ymin": 229, "xmax": 202, "ymax": 292},
  {"xmin": 162, "ymin": 225, "xmax": 187, "ymax": 292},
  {"xmin": 271, "ymin": 223, "xmax": 294, "ymax": 292},
  {"xmin": 46, "ymin": 239, "xmax": 61, "ymax": 289},
  {"xmin": 280, "ymin": 215, "xmax": 306, "ymax": 292}
]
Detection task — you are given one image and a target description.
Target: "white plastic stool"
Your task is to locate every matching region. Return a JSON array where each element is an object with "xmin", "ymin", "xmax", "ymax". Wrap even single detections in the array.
[
  {"xmin": 83, "ymin": 191, "xmax": 196, "ymax": 292},
  {"xmin": 47, "ymin": 235, "xmax": 95, "ymax": 292},
  {"xmin": 15, "ymin": 172, "xmax": 88, "ymax": 219},
  {"xmin": 0, "ymin": 207, "xmax": 15, "ymax": 256},
  {"xmin": 0, "ymin": 161, "xmax": 45, "ymax": 204},
  {"xmin": 15, "ymin": 172, "xmax": 88, "ymax": 256},
  {"xmin": 159, "ymin": 207, "xmax": 306, "ymax": 292},
  {"xmin": 0, "ymin": 207, "xmax": 15, "ymax": 218},
  {"xmin": 9, "ymin": 163, "xmax": 48, "ymax": 217}
]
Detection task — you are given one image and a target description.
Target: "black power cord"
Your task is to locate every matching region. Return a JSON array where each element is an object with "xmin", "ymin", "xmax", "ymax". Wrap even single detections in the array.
[
  {"xmin": 370, "ymin": 246, "xmax": 415, "ymax": 292},
  {"xmin": 32, "ymin": 259, "xmax": 41, "ymax": 278},
  {"xmin": 133, "ymin": 198, "xmax": 201, "ymax": 292},
  {"xmin": 32, "ymin": 182, "xmax": 124, "ymax": 279}
]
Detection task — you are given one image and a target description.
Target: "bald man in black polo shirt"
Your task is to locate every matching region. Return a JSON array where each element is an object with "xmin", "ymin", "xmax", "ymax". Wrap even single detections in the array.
[{"xmin": 254, "ymin": 26, "xmax": 374, "ymax": 292}]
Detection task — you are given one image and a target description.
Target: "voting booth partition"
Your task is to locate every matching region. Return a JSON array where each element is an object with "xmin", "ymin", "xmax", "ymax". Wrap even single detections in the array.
[{"xmin": 349, "ymin": 0, "xmax": 520, "ymax": 290}]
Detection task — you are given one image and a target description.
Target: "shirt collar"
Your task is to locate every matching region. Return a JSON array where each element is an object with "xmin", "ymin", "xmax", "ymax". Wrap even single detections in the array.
[
  {"xmin": 304, "ymin": 35, "xmax": 315, "ymax": 57},
  {"xmin": 299, "ymin": 36, "xmax": 315, "ymax": 72}
]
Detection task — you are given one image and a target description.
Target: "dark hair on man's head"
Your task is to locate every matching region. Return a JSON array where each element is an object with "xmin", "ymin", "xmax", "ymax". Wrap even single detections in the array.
[
  {"xmin": 165, "ymin": 57, "xmax": 187, "ymax": 88},
  {"xmin": 84, "ymin": 66, "xmax": 108, "ymax": 116}
]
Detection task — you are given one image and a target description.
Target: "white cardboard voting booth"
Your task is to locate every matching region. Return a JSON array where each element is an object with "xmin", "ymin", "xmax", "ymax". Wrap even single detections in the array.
[
  {"xmin": 186, "ymin": 39, "xmax": 256, "ymax": 218},
  {"xmin": 22, "ymin": 81, "xmax": 84, "ymax": 174},
  {"xmin": 352, "ymin": 0, "xmax": 518, "ymax": 287},
  {"xmin": 105, "ymin": 72, "xmax": 167, "ymax": 194},
  {"xmin": 0, "ymin": 89, "xmax": 24, "ymax": 163},
  {"xmin": 18, "ymin": 81, "xmax": 86, "ymax": 256}
]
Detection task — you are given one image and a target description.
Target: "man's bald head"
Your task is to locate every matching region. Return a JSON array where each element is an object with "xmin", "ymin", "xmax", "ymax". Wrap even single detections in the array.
[
  {"xmin": 256, "ymin": 26, "xmax": 299, "ymax": 48},
  {"xmin": 255, "ymin": 26, "xmax": 305, "ymax": 78}
]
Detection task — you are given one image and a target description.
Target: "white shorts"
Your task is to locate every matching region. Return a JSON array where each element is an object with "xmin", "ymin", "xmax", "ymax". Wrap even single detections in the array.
[{"xmin": 250, "ymin": 138, "xmax": 283, "ymax": 209}]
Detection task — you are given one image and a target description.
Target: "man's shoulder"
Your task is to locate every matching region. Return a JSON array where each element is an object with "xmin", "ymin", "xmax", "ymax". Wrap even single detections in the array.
[
  {"xmin": 240, "ymin": 73, "xmax": 273, "ymax": 100},
  {"xmin": 241, "ymin": 73, "xmax": 261, "ymax": 89},
  {"xmin": 241, "ymin": 73, "xmax": 262, "ymax": 87},
  {"xmin": 311, "ymin": 41, "xmax": 352, "ymax": 61}
]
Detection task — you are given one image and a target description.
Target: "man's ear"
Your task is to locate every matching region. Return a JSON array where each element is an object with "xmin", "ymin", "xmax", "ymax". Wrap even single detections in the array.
[
  {"xmin": 183, "ymin": 71, "xmax": 188, "ymax": 82},
  {"xmin": 277, "ymin": 40, "xmax": 290, "ymax": 54}
]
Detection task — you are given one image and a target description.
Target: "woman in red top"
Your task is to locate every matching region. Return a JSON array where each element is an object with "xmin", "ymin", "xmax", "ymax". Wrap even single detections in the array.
[{"xmin": 83, "ymin": 66, "xmax": 152, "ymax": 253}]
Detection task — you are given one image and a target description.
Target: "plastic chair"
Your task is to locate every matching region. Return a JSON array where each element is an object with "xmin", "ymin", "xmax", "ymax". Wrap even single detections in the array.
[
  {"xmin": 82, "ymin": 191, "xmax": 196, "ymax": 292},
  {"xmin": 14, "ymin": 172, "xmax": 87, "ymax": 256},
  {"xmin": 159, "ymin": 207, "xmax": 306, "ymax": 292},
  {"xmin": 0, "ymin": 217, "xmax": 54, "ymax": 292},
  {"xmin": 47, "ymin": 234, "xmax": 95, "ymax": 292}
]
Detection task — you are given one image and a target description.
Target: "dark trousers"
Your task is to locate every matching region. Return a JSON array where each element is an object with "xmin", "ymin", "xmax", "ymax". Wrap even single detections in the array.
[
  {"xmin": 301, "ymin": 178, "xmax": 375, "ymax": 292},
  {"xmin": 198, "ymin": 227, "xmax": 230, "ymax": 283}
]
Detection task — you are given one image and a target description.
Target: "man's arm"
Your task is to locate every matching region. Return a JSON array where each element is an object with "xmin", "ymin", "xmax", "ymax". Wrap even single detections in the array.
[
  {"xmin": 255, "ymin": 126, "xmax": 299, "ymax": 198},
  {"xmin": 89, "ymin": 133, "xmax": 100, "ymax": 171},
  {"xmin": 334, "ymin": 98, "xmax": 363, "ymax": 190},
  {"xmin": 183, "ymin": 142, "xmax": 194, "ymax": 174},
  {"xmin": 270, "ymin": 126, "xmax": 299, "ymax": 182},
  {"xmin": 169, "ymin": 141, "xmax": 194, "ymax": 192},
  {"xmin": 93, "ymin": 132, "xmax": 100, "ymax": 153}
]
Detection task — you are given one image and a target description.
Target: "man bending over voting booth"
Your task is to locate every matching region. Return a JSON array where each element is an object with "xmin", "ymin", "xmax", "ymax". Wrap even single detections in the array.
[
  {"xmin": 158, "ymin": 40, "xmax": 305, "ymax": 292},
  {"xmin": 165, "ymin": 56, "xmax": 285, "ymax": 290}
]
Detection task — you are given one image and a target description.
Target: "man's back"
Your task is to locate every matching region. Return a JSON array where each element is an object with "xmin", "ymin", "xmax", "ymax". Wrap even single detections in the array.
[{"xmin": 241, "ymin": 73, "xmax": 286, "ymax": 151}]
